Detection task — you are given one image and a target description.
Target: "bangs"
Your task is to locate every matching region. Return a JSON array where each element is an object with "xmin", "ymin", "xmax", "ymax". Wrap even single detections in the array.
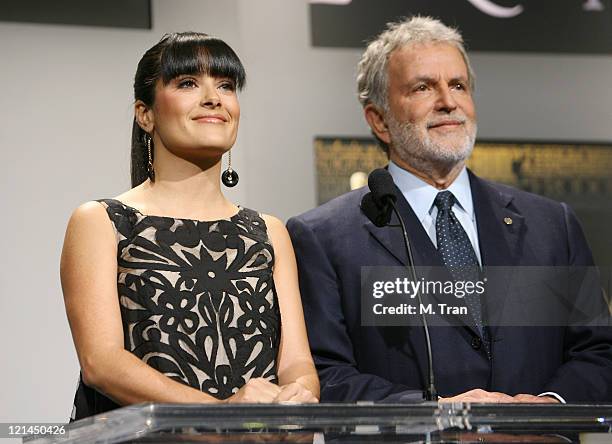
[{"xmin": 159, "ymin": 34, "xmax": 246, "ymax": 89}]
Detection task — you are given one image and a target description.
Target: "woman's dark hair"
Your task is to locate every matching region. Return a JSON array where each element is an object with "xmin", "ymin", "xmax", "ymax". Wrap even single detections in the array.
[{"xmin": 131, "ymin": 32, "xmax": 246, "ymax": 187}]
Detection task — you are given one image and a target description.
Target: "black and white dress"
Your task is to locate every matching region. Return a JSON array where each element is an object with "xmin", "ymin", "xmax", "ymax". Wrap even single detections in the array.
[{"xmin": 71, "ymin": 199, "xmax": 280, "ymax": 420}]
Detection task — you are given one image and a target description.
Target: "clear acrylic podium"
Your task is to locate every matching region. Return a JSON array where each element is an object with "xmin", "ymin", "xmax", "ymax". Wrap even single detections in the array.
[{"xmin": 26, "ymin": 403, "xmax": 612, "ymax": 443}]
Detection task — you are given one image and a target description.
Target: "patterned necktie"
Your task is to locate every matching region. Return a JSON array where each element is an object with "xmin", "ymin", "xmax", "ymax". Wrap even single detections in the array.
[{"xmin": 434, "ymin": 191, "xmax": 484, "ymax": 336}]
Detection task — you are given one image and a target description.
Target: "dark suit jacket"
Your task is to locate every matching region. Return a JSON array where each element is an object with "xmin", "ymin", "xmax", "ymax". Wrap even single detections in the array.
[{"xmin": 287, "ymin": 171, "xmax": 612, "ymax": 402}]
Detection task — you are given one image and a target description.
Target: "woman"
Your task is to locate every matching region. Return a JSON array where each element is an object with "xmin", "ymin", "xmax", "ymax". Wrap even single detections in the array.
[{"xmin": 61, "ymin": 32, "xmax": 319, "ymax": 420}]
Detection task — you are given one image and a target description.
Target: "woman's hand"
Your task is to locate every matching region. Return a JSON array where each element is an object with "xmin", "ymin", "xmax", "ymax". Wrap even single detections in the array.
[
  {"xmin": 274, "ymin": 382, "xmax": 319, "ymax": 403},
  {"xmin": 225, "ymin": 378, "xmax": 282, "ymax": 403}
]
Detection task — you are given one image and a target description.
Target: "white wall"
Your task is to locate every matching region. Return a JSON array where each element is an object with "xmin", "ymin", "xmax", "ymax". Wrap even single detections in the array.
[{"xmin": 1, "ymin": 0, "xmax": 611, "ymax": 424}]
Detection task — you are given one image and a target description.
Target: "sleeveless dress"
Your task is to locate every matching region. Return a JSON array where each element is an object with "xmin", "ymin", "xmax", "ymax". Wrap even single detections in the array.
[{"xmin": 71, "ymin": 199, "xmax": 281, "ymax": 420}]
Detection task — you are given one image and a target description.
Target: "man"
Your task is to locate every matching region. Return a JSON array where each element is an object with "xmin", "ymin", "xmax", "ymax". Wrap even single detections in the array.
[{"xmin": 287, "ymin": 17, "xmax": 612, "ymax": 403}]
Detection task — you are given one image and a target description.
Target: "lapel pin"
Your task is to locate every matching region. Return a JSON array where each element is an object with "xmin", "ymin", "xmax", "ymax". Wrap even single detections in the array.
[{"xmin": 504, "ymin": 217, "xmax": 513, "ymax": 225}]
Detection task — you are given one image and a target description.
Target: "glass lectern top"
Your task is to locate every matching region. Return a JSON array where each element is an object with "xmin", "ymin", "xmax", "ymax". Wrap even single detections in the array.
[{"xmin": 25, "ymin": 402, "xmax": 612, "ymax": 443}]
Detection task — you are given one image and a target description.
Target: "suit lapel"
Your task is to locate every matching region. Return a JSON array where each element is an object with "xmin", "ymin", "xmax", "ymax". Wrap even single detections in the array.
[
  {"xmin": 362, "ymin": 185, "xmax": 476, "ymax": 332},
  {"xmin": 470, "ymin": 172, "xmax": 524, "ymax": 267},
  {"xmin": 469, "ymin": 172, "xmax": 525, "ymax": 334},
  {"xmin": 363, "ymin": 186, "xmax": 443, "ymax": 267}
]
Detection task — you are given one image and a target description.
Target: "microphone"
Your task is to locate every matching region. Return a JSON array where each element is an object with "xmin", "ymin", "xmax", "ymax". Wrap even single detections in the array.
[
  {"xmin": 360, "ymin": 193, "xmax": 391, "ymax": 227},
  {"xmin": 369, "ymin": 168, "xmax": 397, "ymax": 207},
  {"xmin": 360, "ymin": 169, "xmax": 396, "ymax": 227},
  {"xmin": 360, "ymin": 168, "xmax": 438, "ymax": 401}
]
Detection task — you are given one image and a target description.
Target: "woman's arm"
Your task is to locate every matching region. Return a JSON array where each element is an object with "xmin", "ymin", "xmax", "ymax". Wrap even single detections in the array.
[
  {"xmin": 61, "ymin": 201, "xmax": 224, "ymax": 406},
  {"xmin": 263, "ymin": 215, "xmax": 320, "ymax": 402}
]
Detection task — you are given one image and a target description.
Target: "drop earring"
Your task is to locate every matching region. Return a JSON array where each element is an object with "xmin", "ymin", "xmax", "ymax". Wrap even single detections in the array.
[
  {"xmin": 145, "ymin": 134, "xmax": 155, "ymax": 181},
  {"xmin": 221, "ymin": 149, "xmax": 239, "ymax": 187}
]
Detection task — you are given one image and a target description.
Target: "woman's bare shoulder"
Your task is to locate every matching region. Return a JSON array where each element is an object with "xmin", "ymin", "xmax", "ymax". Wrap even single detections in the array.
[
  {"xmin": 62, "ymin": 201, "xmax": 118, "ymax": 274},
  {"xmin": 260, "ymin": 213, "xmax": 294, "ymax": 254},
  {"xmin": 69, "ymin": 200, "xmax": 109, "ymax": 224},
  {"xmin": 261, "ymin": 213, "xmax": 288, "ymax": 237}
]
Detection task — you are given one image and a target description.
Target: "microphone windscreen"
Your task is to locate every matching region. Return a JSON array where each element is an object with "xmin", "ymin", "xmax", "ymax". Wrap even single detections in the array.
[
  {"xmin": 360, "ymin": 192, "xmax": 392, "ymax": 227},
  {"xmin": 368, "ymin": 168, "xmax": 397, "ymax": 204}
]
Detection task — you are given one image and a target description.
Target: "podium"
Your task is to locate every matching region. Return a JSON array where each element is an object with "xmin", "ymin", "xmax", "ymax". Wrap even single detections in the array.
[{"xmin": 27, "ymin": 403, "xmax": 612, "ymax": 443}]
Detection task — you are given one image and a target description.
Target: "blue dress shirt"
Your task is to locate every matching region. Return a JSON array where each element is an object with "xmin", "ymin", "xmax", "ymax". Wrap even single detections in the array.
[{"xmin": 388, "ymin": 161, "xmax": 482, "ymax": 265}]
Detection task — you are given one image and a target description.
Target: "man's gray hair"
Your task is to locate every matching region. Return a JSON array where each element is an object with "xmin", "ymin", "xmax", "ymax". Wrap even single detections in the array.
[{"xmin": 357, "ymin": 16, "xmax": 475, "ymax": 111}]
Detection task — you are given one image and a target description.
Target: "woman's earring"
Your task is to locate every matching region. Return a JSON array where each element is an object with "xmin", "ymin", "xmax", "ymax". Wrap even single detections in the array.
[
  {"xmin": 221, "ymin": 149, "xmax": 239, "ymax": 187},
  {"xmin": 145, "ymin": 134, "xmax": 155, "ymax": 181}
]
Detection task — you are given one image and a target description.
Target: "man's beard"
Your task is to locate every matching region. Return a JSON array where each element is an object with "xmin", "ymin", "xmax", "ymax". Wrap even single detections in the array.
[{"xmin": 387, "ymin": 113, "xmax": 477, "ymax": 175}]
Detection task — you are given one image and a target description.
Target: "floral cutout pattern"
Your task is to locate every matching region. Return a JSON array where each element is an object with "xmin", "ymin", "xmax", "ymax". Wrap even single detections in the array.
[{"xmin": 98, "ymin": 199, "xmax": 280, "ymax": 399}]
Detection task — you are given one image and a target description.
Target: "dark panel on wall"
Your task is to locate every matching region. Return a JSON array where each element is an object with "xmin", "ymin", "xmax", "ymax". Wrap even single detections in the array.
[
  {"xmin": 310, "ymin": 0, "xmax": 612, "ymax": 54},
  {"xmin": 0, "ymin": 0, "xmax": 151, "ymax": 29}
]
